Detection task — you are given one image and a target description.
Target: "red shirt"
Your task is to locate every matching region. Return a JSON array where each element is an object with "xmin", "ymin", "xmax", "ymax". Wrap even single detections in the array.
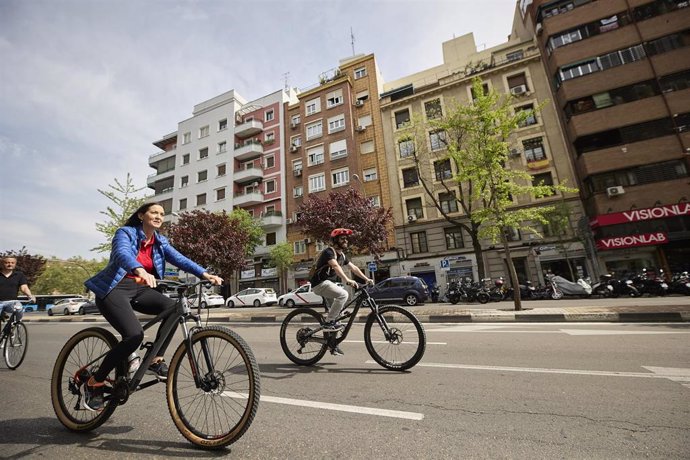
[{"xmin": 126, "ymin": 235, "xmax": 155, "ymax": 279}]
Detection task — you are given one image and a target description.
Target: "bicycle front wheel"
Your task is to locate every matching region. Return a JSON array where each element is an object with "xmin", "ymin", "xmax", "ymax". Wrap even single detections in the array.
[
  {"xmin": 364, "ymin": 306, "xmax": 426, "ymax": 371},
  {"xmin": 279, "ymin": 308, "xmax": 328, "ymax": 366},
  {"xmin": 167, "ymin": 326, "xmax": 260, "ymax": 450},
  {"xmin": 4, "ymin": 322, "xmax": 28, "ymax": 369},
  {"xmin": 51, "ymin": 327, "xmax": 122, "ymax": 431}
]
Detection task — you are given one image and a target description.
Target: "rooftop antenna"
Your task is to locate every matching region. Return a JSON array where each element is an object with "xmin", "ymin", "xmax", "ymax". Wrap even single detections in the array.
[
  {"xmin": 350, "ymin": 27, "xmax": 356, "ymax": 56},
  {"xmin": 282, "ymin": 72, "xmax": 290, "ymax": 92}
]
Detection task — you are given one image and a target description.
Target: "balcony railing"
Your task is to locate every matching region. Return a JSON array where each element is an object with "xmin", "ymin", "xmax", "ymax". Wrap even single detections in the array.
[
  {"xmin": 235, "ymin": 119, "xmax": 264, "ymax": 138},
  {"xmin": 234, "ymin": 140, "xmax": 263, "ymax": 161}
]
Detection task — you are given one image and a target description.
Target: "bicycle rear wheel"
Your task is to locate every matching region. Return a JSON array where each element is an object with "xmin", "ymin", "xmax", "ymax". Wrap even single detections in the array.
[
  {"xmin": 4, "ymin": 322, "xmax": 28, "ymax": 369},
  {"xmin": 51, "ymin": 327, "xmax": 122, "ymax": 431},
  {"xmin": 167, "ymin": 326, "xmax": 260, "ymax": 449},
  {"xmin": 279, "ymin": 308, "xmax": 328, "ymax": 366},
  {"xmin": 364, "ymin": 306, "xmax": 426, "ymax": 371}
]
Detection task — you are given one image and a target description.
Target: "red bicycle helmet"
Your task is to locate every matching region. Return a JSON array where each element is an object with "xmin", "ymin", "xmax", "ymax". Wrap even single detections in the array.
[{"xmin": 330, "ymin": 228, "xmax": 354, "ymax": 238}]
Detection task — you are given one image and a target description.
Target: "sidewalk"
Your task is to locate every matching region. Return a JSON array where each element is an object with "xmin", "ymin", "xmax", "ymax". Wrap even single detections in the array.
[{"xmin": 23, "ymin": 297, "xmax": 690, "ymax": 323}]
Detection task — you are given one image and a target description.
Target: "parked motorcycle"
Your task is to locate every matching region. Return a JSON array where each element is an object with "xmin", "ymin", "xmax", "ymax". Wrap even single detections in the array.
[
  {"xmin": 590, "ymin": 274, "xmax": 616, "ymax": 298},
  {"xmin": 607, "ymin": 276, "xmax": 641, "ymax": 297},
  {"xmin": 430, "ymin": 284, "xmax": 440, "ymax": 302},
  {"xmin": 546, "ymin": 274, "xmax": 592, "ymax": 299},
  {"xmin": 631, "ymin": 269, "xmax": 669, "ymax": 296},
  {"xmin": 445, "ymin": 280, "xmax": 462, "ymax": 304},
  {"xmin": 668, "ymin": 272, "xmax": 690, "ymax": 295}
]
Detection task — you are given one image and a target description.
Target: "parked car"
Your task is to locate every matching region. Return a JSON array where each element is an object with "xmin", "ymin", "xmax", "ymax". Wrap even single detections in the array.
[
  {"xmin": 226, "ymin": 288, "xmax": 278, "ymax": 308},
  {"xmin": 77, "ymin": 301, "xmax": 101, "ymax": 315},
  {"xmin": 367, "ymin": 276, "xmax": 429, "ymax": 306},
  {"xmin": 47, "ymin": 297, "xmax": 90, "ymax": 316},
  {"xmin": 278, "ymin": 283, "xmax": 325, "ymax": 307},
  {"xmin": 194, "ymin": 292, "xmax": 225, "ymax": 308}
]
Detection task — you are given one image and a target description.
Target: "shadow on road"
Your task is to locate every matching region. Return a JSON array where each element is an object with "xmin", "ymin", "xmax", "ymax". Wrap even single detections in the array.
[{"xmin": 259, "ymin": 361, "xmax": 410, "ymax": 380}]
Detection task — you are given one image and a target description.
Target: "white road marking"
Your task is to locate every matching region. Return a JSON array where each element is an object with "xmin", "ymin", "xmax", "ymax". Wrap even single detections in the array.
[
  {"xmin": 399, "ymin": 362, "xmax": 690, "ymax": 388},
  {"xmin": 560, "ymin": 329, "xmax": 690, "ymax": 335},
  {"xmin": 222, "ymin": 391, "xmax": 424, "ymax": 420},
  {"xmin": 344, "ymin": 339, "xmax": 446, "ymax": 345},
  {"xmin": 424, "ymin": 325, "xmax": 690, "ymax": 336}
]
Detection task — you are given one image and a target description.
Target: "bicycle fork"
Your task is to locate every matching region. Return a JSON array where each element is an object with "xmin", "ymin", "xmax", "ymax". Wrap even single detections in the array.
[{"xmin": 182, "ymin": 320, "xmax": 221, "ymax": 392}]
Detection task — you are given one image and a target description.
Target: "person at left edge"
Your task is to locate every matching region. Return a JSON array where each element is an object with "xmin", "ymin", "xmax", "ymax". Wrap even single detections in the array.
[
  {"xmin": 0, "ymin": 255, "xmax": 36, "ymax": 326},
  {"xmin": 83, "ymin": 202, "xmax": 222, "ymax": 411}
]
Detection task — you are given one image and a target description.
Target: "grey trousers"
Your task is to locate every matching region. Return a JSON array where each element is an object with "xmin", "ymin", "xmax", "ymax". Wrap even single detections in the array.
[{"xmin": 312, "ymin": 280, "xmax": 349, "ymax": 322}]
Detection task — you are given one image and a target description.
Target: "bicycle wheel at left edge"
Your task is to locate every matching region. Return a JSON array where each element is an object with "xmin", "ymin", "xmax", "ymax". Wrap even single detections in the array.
[
  {"xmin": 167, "ymin": 326, "xmax": 261, "ymax": 450},
  {"xmin": 364, "ymin": 305, "xmax": 426, "ymax": 371},
  {"xmin": 51, "ymin": 327, "xmax": 125, "ymax": 432},
  {"xmin": 4, "ymin": 322, "xmax": 28, "ymax": 369}
]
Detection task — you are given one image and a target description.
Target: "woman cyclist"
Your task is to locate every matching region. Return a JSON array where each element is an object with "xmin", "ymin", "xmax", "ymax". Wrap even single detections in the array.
[{"xmin": 83, "ymin": 202, "xmax": 222, "ymax": 411}]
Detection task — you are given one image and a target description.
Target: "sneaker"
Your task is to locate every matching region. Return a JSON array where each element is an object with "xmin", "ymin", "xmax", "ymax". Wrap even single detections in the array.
[
  {"xmin": 83, "ymin": 380, "xmax": 105, "ymax": 412},
  {"xmin": 147, "ymin": 360, "xmax": 168, "ymax": 380},
  {"xmin": 330, "ymin": 346, "xmax": 344, "ymax": 356},
  {"xmin": 321, "ymin": 321, "xmax": 343, "ymax": 332}
]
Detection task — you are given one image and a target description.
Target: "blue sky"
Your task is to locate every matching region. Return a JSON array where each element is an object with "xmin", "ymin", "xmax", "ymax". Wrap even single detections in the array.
[{"xmin": 0, "ymin": 0, "xmax": 518, "ymax": 259}]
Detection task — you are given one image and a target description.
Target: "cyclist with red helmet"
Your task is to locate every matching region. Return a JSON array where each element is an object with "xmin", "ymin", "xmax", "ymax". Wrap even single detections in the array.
[{"xmin": 309, "ymin": 228, "xmax": 373, "ymax": 356}]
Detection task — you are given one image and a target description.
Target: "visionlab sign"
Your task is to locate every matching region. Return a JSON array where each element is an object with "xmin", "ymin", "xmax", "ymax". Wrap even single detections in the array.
[
  {"xmin": 596, "ymin": 232, "xmax": 669, "ymax": 250},
  {"xmin": 590, "ymin": 203, "xmax": 690, "ymax": 227}
]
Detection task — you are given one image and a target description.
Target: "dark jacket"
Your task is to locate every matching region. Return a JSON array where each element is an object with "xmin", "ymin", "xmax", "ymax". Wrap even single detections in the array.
[{"xmin": 85, "ymin": 225, "xmax": 206, "ymax": 299}]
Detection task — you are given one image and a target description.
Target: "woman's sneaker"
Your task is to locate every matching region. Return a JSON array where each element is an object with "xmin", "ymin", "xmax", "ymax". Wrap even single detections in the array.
[
  {"xmin": 83, "ymin": 380, "xmax": 106, "ymax": 412},
  {"xmin": 147, "ymin": 360, "xmax": 169, "ymax": 380}
]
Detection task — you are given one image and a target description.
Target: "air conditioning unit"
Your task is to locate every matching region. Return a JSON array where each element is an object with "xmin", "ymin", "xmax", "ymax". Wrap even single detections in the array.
[
  {"xmin": 607, "ymin": 186, "xmax": 625, "ymax": 197},
  {"xmin": 535, "ymin": 23, "xmax": 543, "ymax": 35},
  {"xmin": 293, "ymin": 169, "xmax": 302, "ymax": 177},
  {"xmin": 290, "ymin": 145, "xmax": 298, "ymax": 152},
  {"xmin": 304, "ymin": 238, "xmax": 311, "ymax": 244},
  {"xmin": 356, "ymin": 125, "xmax": 366, "ymax": 132},
  {"xmin": 509, "ymin": 148, "xmax": 521, "ymax": 157},
  {"xmin": 355, "ymin": 100, "xmax": 364, "ymax": 107},
  {"xmin": 286, "ymin": 218, "xmax": 293, "ymax": 224},
  {"xmin": 291, "ymin": 122, "xmax": 298, "ymax": 129},
  {"xmin": 510, "ymin": 85, "xmax": 528, "ymax": 96},
  {"xmin": 407, "ymin": 214, "xmax": 417, "ymax": 222}
]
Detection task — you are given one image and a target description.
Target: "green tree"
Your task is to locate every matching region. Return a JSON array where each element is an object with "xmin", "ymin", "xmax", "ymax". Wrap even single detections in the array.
[
  {"xmin": 269, "ymin": 242, "xmax": 294, "ymax": 294},
  {"xmin": 0, "ymin": 247, "xmax": 47, "ymax": 286},
  {"xmin": 297, "ymin": 188, "xmax": 393, "ymax": 258},
  {"xmin": 33, "ymin": 257, "xmax": 106, "ymax": 295},
  {"xmin": 93, "ymin": 173, "xmax": 149, "ymax": 253}
]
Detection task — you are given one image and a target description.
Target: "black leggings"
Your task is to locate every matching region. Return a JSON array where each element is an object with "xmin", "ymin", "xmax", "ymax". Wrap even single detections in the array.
[{"xmin": 93, "ymin": 277, "xmax": 176, "ymax": 382}]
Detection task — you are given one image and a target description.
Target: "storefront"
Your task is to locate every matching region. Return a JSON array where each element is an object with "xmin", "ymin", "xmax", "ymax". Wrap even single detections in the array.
[
  {"xmin": 238, "ymin": 267, "xmax": 280, "ymax": 293},
  {"xmin": 534, "ymin": 242, "xmax": 589, "ymax": 282}
]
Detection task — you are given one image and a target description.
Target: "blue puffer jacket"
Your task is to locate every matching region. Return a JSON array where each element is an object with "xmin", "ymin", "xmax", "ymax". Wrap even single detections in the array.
[{"xmin": 85, "ymin": 225, "xmax": 207, "ymax": 299}]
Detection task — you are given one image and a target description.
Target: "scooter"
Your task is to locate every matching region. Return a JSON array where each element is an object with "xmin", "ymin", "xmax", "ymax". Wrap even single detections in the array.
[
  {"xmin": 430, "ymin": 285, "xmax": 440, "ymax": 303},
  {"xmin": 591, "ymin": 274, "xmax": 616, "ymax": 298},
  {"xmin": 546, "ymin": 274, "xmax": 592, "ymax": 299}
]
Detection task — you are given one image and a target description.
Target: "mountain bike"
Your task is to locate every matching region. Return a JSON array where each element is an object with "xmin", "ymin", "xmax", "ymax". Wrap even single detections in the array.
[
  {"xmin": 280, "ymin": 283, "xmax": 426, "ymax": 371},
  {"xmin": 1, "ymin": 303, "xmax": 28, "ymax": 370},
  {"xmin": 50, "ymin": 280, "xmax": 260, "ymax": 450}
]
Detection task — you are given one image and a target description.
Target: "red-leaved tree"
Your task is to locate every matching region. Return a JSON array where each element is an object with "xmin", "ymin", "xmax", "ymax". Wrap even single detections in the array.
[
  {"xmin": 297, "ymin": 188, "xmax": 392, "ymax": 257},
  {"xmin": 0, "ymin": 247, "xmax": 47, "ymax": 285},
  {"xmin": 166, "ymin": 209, "xmax": 254, "ymax": 280}
]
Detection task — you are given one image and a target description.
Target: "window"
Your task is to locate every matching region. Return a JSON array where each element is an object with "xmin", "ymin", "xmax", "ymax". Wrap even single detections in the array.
[
  {"xmin": 587, "ymin": 160, "xmax": 688, "ymax": 193},
  {"xmin": 264, "ymin": 205, "xmax": 275, "ymax": 215},
  {"xmin": 264, "ymin": 132, "xmax": 275, "ymax": 144},
  {"xmin": 218, "ymin": 141, "xmax": 226, "ymax": 153},
  {"xmin": 265, "ymin": 180, "xmax": 276, "ymax": 194},
  {"xmin": 182, "ymin": 153, "xmax": 190, "ymax": 165},
  {"xmin": 265, "ymin": 155, "xmax": 275, "ymax": 169},
  {"xmin": 354, "ymin": 67, "xmax": 367, "ymax": 79},
  {"xmin": 361, "ymin": 140, "xmax": 374, "ymax": 154},
  {"xmin": 218, "ymin": 119, "xmax": 227, "ymax": 131},
  {"xmin": 291, "ymin": 135, "xmax": 302, "ymax": 147},
  {"xmin": 434, "ymin": 159, "xmax": 452, "ymax": 181},
  {"xmin": 445, "ymin": 228, "xmax": 464, "ymax": 249},
  {"xmin": 410, "ymin": 231, "xmax": 428, "ymax": 253},
  {"xmin": 293, "ymin": 159, "xmax": 303, "ymax": 173},
  {"xmin": 399, "ymin": 138, "xmax": 415, "ymax": 158},
  {"xmin": 645, "ymin": 30, "xmax": 690, "ymax": 57},
  {"xmin": 217, "ymin": 164, "xmax": 226, "ymax": 177},
  {"xmin": 328, "ymin": 114, "xmax": 346, "ymax": 133},
  {"xmin": 266, "ymin": 232, "xmax": 276, "ymax": 246},
  {"xmin": 424, "ymin": 99, "xmax": 443, "ymax": 119},
  {"xmin": 358, "ymin": 115, "xmax": 372, "ymax": 128},
  {"xmin": 199, "ymin": 125, "xmax": 209, "ymax": 138},
  {"xmin": 305, "ymin": 98, "xmax": 321, "ymax": 116},
  {"xmin": 199, "ymin": 147, "xmax": 209, "ymax": 159},
  {"xmin": 439, "ymin": 191, "xmax": 458, "ymax": 213},
  {"xmin": 179, "ymin": 198, "xmax": 187, "ymax": 210},
  {"xmin": 307, "ymin": 145, "xmax": 325, "ymax": 166},
  {"xmin": 306, "ymin": 121, "xmax": 323, "ymax": 140},
  {"xmin": 471, "ymin": 82, "xmax": 490, "ymax": 99},
  {"xmin": 429, "ymin": 130, "xmax": 447, "ymax": 151},
  {"xmin": 532, "ymin": 172, "xmax": 555, "ymax": 195},
  {"xmin": 356, "ymin": 90, "xmax": 369, "ymax": 103},
  {"xmin": 402, "ymin": 167, "xmax": 419, "ymax": 188},
  {"xmin": 326, "ymin": 89, "xmax": 343, "ymax": 108},
  {"xmin": 309, "ymin": 173, "xmax": 326, "ymax": 192},
  {"xmin": 291, "ymin": 114, "xmax": 301, "ymax": 126},
  {"xmin": 363, "ymin": 168, "xmax": 378, "ymax": 181},
  {"xmin": 216, "ymin": 188, "xmax": 225, "ymax": 201},
  {"xmin": 329, "ymin": 139, "xmax": 347, "ymax": 159},
  {"xmin": 395, "ymin": 109, "xmax": 411, "ymax": 129},
  {"xmin": 265, "ymin": 109, "xmax": 274, "ymax": 121},
  {"xmin": 183, "ymin": 132, "xmax": 191, "ymax": 144},
  {"xmin": 294, "ymin": 240, "xmax": 306, "ymax": 254},
  {"xmin": 293, "ymin": 185, "xmax": 303, "ymax": 198},
  {"xmin": 516, "ymin": 104, "xmax": 537, "ymax": 126},
  {"xmin": 197, "ymin": 170, "xmax": 208, "ymax": 182},
  {"xmin": 558, "ymin": 59, "xmax": 599, "ymax": 82},
  {"xmin": 507, "ymin": 73, "xmax": 528, "ymax": 93},
  {"xmin": 181, "ymin": 176, "xmax": 189, "ymax": 187},
  {"xmin": 406, "ymin": 197, "xmax": 424, "ymax": 219},
  {"xmin": 505, "ymin": 227, "xmax": 521, "ymax": 242},
  {"xmin": 332, "ymin": 168, "xmax": 349, "ymax": 187},
  {"xmin": 196, "ymin": 193, "xmax": 206, "ymax": 206},
  {"xmin": 369, "ymin": 195, "xmax": 381, "ymax": 207},
  {"xmin": 522, "ymin": 138, "xmax": 547, "ymax": 162}
]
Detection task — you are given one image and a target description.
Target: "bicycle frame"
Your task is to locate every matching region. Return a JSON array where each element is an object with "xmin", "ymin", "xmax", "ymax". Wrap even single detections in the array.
[{"xmin": 1, "ymin": 308, "xmax": 22, "ymax": 339}]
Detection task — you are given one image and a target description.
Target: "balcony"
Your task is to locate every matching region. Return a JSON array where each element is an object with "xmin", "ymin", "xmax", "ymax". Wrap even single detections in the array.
[
  {"xmin": 260, "ymin": 211, "xmax": 283, "ymax": 228},
  {"xmin": 235, "ymin": 119, "xmax": 264, "ymax": 138},
  {"xmin": 234, "ymin": 189, "xmax": 264, "ymax": 207},
  {"xmin": 234, "ymin": 165, "xmax": 264, "ymax": 184},
  {"xmin": 146, "ymin": 169, "xmax": 175, "ymax": 187},
  {"xmin": 148, "ymin": 147, "xmax": 176, "ymax": 164},
  {"xmin": 234, "ymin": 140, "xmax": 263, "ymax": 161}
]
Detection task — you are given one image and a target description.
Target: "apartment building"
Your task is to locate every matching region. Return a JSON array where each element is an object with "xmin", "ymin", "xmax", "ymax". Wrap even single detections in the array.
[
  {"xmin": 517, "ymin": 0, "xmax": 690, "ymax": 276},
  {"xmin": 147, "ymin": 88, "xmax": 298, "ymax": 292},
  {"xmin": 283, "ymin": 54, "xmax": 395, "ymax": 287},
  {"xmin": 379, "ymin": 32, "xmax": 586, "ymax": 287}
]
